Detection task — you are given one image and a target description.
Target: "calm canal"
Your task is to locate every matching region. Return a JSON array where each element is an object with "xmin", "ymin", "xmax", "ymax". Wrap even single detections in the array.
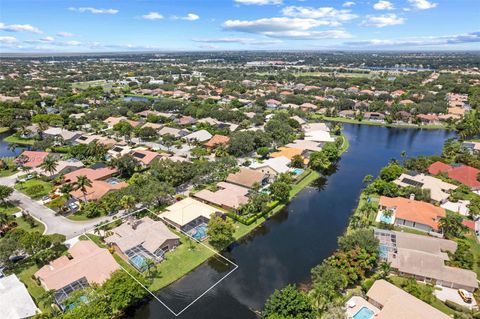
[{"xmin": 132, "ymin": 124, "xmax": 455, "ymax": 319}]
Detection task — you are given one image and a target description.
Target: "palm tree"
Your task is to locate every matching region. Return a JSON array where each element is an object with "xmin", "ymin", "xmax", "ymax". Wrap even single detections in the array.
[
  {"xmin": 59, "ymin": 183, "xmax": 74, "ymax": 213},
  {"xmin": 0, "ymin": 212, "xmax": 12, "ymax": 229},
  {"xmin": 40, "ymin": 155, "xmax": 58, "ymax": 177},
  {"xmin": 74, "ymin": 175, "xmax": 93, "ymax": 203},
  {"xmin": 379, "ymin": 261, "xmax": 391, "ymax": 278},
  {"xmin": 120, "ymin": 195, "xmax": 136, "ymax": 214},
  {"xmin": 214, "ymin": 144, "xmax": 228, "ymax": 158}
]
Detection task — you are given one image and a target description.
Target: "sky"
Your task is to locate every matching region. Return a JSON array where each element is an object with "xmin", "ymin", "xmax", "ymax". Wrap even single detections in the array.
[{"xmin": 0, "ymin": 0, "xmax": 479, "ymax": 52}]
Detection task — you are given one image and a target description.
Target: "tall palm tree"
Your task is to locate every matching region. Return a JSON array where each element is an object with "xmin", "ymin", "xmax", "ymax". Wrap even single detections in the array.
[
  {"xmin": 60, "ymin": 183, "xmax": 74, "ymax": 212},
  {"xmin": 74, "ymin": 175, "xmax": 93, "ymax": 203},
  {"xmin": 379, "ymin": 261, "xmax": 391, "ymax": 278},
  {"xmin": 40, "ymin": 155, "xmax": 58, "ymax": 177},
  {"xmin": 120, "ymin": 195, "xmax": 136, "ymax": 214}
]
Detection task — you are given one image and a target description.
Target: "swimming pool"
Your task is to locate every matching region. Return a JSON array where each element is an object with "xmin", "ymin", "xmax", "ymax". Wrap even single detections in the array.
[
  {"xmin": 191, "ymin": 224, "xmax": 208, "ymax": 241},
  {"xmin": 379, "ymin": 212, "xmax": 394, "ymax": 223},
  {"xmin": 130, "ymin": 255, "xmax": 148, "ymax": 271},
  {"xmin": 353, "ymin": 306, "xmax": 374, "ymax": 319},
  {"xmin": 292, "ymin": 168, "xmax": 304, "ymax": 175},
  {"xmin": 379, "ymin": 245, "xmax": 388, "ymax": 259}
]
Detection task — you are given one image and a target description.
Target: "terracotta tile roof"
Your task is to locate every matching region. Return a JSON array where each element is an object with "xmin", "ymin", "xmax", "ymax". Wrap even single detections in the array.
[
  {"xmin": 130, "ymin": 149, "xmax": 161, "ymax": 166},
  {"xmin": 379, "ymin": 196, "xmax": 445, "ymax": 231},
  {"xmin": 71, "ymin": 180, "xmax": 128, "ymax": 201},
  {"xmin": 15, "ymin": 151, "xmax": 49, "ymax": 168},
  {"xmin": 193, "ymin": 182, "xmax": 250, "ymax": 210},
  {"xmin": 226, "ymin": 168, "xmax": 266, "ymax": 188},
  {"xmin": 35, "ymin": 240, "xmax": 120, "ymax": 290},
  {"xmin": 64, "ymin": 167, "xmax": 117, "ymax": 183},
  {"xmin": 204, "ymin": 135, "xmax": 230, "ymax": 148},
  {"xmin": 428, "ymin": 162, "xmax": 480, "ymax": 188},
  {"xmin": 462, "ymin": 219, "xmax": 475, "ymax": 230},
  {"xmin": 270, "ymin": 147, "xmax": 303, "ymax": 160}
]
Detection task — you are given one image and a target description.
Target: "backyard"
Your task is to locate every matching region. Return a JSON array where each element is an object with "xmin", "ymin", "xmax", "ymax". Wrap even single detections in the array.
[
  {"xmin": 15, "ymin": 178, "xmax": 54, "ymax": 200},
  {"xmin": 0, "ymin": 203, "xmax": 45, "ymax": 235}
]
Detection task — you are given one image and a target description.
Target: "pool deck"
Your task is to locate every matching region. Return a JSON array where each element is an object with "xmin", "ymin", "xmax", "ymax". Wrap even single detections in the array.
[
  {"xmin": 375, "ymin": 210, "xmax": 395, "ymax": 224},
  {"xmin": 345, "ymin": 296, "xmax": 380, "ymax": 319}
]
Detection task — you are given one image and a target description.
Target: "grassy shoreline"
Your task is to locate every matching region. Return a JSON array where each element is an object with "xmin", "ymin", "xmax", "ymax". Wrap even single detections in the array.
[
  {"xmin": 322, "ymin": 116, "xmax": 452, "ymax": 130},
  {"xmin": 3, "ymin": 134, "xmax": 36, "ymax": 145}
]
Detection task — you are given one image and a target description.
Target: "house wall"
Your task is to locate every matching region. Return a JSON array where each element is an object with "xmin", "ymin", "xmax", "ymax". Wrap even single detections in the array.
[
  {"xmin": 252, "ymin": 166, "xmax": 277, "ymax": 180},
  {"xmin": 394, "ymin": 218, "xmax": 433, "ymax": 233}
]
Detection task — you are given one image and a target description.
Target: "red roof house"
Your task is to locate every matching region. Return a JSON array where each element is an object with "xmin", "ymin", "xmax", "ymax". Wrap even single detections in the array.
[{"xmin": 428, "ymin": 161, "xmax": 480, "ymax": 189}]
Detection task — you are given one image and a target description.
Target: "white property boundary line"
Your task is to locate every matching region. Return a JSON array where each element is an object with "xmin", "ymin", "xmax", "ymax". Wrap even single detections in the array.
[{"xmin": 83, "ymin": 208, "xmax": 239, "ymax": 317}]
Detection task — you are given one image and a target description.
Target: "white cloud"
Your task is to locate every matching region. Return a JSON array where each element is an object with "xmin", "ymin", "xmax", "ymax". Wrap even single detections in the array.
[
  {"xmin": 234, "ymin": 0, "xmax": 282, "ymax": 5},
  {"xmin": 344, "ymin": 31, "xmax": 480, "ymax": 47},
  {"xmin": 0, "ymin": 22, "xmax": 42, "ymax": 34},
  {"xmin": 373, "ymin": 1, "xmax": 394, "ymax": 10},
  {"xmin": 343, "ymin": 1, "xmax": 356, "ymax": 7},
  {"xmin": 57, "ymin": 32, "xmax": 74, "ymax": 37},
  {"xmin": 173, "ymin": 13, "xmax": 200, "ymax": 21},
  {"xmin": 40, "ymin": 36, "xmax": 55, "ymax": 42},
  {"xmin": 408, "ymin": 0, "xmax": 437, "ymax": 10},
  {"xmin": 141, "ymin": 12, "xmax": 164, "ymax": 20},
  {"xmin": 0, "ymin": 36, "xmax": 18, "ymax": 44},
  {"xmin": 361, "ymin": 14, "xmax": 405, "ymax": 27},
  {"xmin": 223, "ymin": 18, "xmax": 351, "ymax": 39},
  {"xmin": 69, "ymin": 7, "xmax": 119, "ymax": 14},
  {"xmin": 281, "ymin": 6, "xmax": 357, "ymax": 25},
  {"xmin": 62, "ymin": 40, "xmax": 82, "ymax": 46},
  {"xmin": 192, "ymin": 37, "xmax": 282, "ymax": 45}
]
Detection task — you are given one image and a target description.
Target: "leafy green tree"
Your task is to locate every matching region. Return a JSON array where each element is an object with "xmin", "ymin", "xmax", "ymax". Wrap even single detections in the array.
[
  {"xmin": 120, "ymin": 195, "xmax": 136, "ymax": 213},
  {"xmin": 337, "ymin": 229, "xmax": 379, "ymax": 254},
  {"xmin": 111, "ymin": 154, "xmax": 140, "ymax": 178},
  {"xmin": 290, "ymin": 155, "xmax": 304, "ymax": 168},
  {"xmin": 207, "ymin": 214, "xmax": 235, "ymax": 250},
  {"xmin": 379, "ymin": 163, "xmax": 403, "ymax": 182},
  {"xmin": 321, "ymin": 143, "xmax": 339, "ymax": 162},
  {"xmin": 263, "ymin": 285, "xmax": 315, "ymax": 319},
  {"xmin": 309, "ymin": 151, "xmax": 331, "ymax": 172},
  {"xmin": 0, "ymin": 185, "xmax": 14, "ymax": 204},
  {"xmin": 270, "ymin": 181, "xmax": 291, "ymax": 203},
  {"xmin": 439, "ymin": 213, "xmax": 467, "ymax": 239}
]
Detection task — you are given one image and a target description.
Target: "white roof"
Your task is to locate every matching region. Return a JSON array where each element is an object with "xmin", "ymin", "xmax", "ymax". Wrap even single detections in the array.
[
  {"xmin": 185, "ymin": 130, "xmax": 213, "ymax": 142},
  {"xmin": 250, "ymin": 156, "xmax": 291, "ymax": 174},
  {"xmin": 394, "ymin": 173, "xmax": 457, "ymax": 202},
  {"xmin": 441, "ymin": 200, "xmax": 470, "ymax": 216},
  {"xmin": 0, "ymin": 274, "xmax": 39, "ymax": 319},
  {"xmin": 302, "ymin": 122, "xmax": 330, "ymax": 133},
  {"xmin": 160, "ymin": 197, "xmax": 218, "ymax": 227},
  {"xmin": 304, "ymin": 130, "xmax": 335, "ymax": 143}
]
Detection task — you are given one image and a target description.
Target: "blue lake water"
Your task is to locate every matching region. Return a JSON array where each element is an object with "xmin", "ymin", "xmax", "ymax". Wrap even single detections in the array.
[{"xmin": 131, "ymin": 124, "xmax": 455, "ymax": 319}]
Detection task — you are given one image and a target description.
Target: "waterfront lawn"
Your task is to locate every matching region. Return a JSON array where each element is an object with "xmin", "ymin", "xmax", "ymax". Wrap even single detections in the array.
[
  {"xmin": 320, "ymin": 116, "xmax": 448, "ymax": 130},
  {"xmin": 15, "ymin": 178, "xmax": 53, "ymax": 200},
  {"xmin": 464, "ymin": 231, "xmax": 480, "ymax": 278},
  {"xmin": 147, "ymin": 234, "xmax": 216, "ymax": 291},
  {"xmin": 3, "ymin": 134, "xmax": 36, "ymax": 145},
  {"xmin": 0, "ymin": 157, "xmax": 16, "ymax": 177},
  {"xmin": 0, "ymin": 127, "xmax": 10, "ymax": 133}
]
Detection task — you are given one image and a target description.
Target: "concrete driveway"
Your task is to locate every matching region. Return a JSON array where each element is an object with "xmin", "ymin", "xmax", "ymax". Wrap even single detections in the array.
[
  {"xmin": 434, "ymin": 286, "xmax": 478, "ymax": 310},
  {"xmin": 1, "ymin": 173, "xmax": 110, "ymax": 239}
]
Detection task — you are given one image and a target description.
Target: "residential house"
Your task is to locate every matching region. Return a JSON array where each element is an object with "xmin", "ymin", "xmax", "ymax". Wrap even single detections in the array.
[
  {"xmin": 339, "ymin": 110, "xmax": 356, "ymax": 119},
  {"xmin": 130, "ymin": 148, "xmax": 162, "ymax": 167},
  {"xmin": 104, "ymin": 216, "xmax": 180, "ymax": 270},
  {"xmin": 364, "ymin": 112, "xmax": 385, "ymax": 122},
  {"xmin": 302, "ymin": 122, "xmax": 330, "ymax": 133},
  {"xmin": 193, "ymin": 182, "xmax": 250, "ymax": 210},
  {"xmin": 160, "ymin": 197, "xmax": 219, "ymax": 234},
  {"xmin": 43, "ymin": 127, "xmax": 81, "ymax": 144},
  {"xmin": 158, "ymin": 126, "xmax": 188, "ymax": 138},
  {"xmin": 104, "ymin": 116, "xmax": 140, "ymax": 129},
  {"xmin": 0, "ymin": 274, "xmax": 40, "ymax": 319},
  {"xmin": 250, "ymin": 156, "xmax": 291, "ymax": 180},
  {"xmin": 376, "ymin": 196, "xmax": 446, "ymax": 233},
  {"xmin": 204, "ymin": 134, "xmax": 230, "ymax": 149},
  {"xmin": 176, "ymin": 116, "xmax": 196, "ymax": 126},
  {"xmin": 375, "ymin": 229, "xmax": 478, "ymax": 292},
  {"xmin": 14, "ymin": 151, "xmax": 49, "ymax": 168},
  {"xmin": 270, "ymin": 147, "xmax": 305, "ymax": 161},
  {"xmin": 265, "ymin": 99, "xmax": 281, "ymax": 109},
  {"xmin": 226, "ymin": 168, "xmax": 267, "ymax": 189},
  {"xmin": 304, "ymin": 130, "xmax": 335, "ymax": 143},
  {"xmin": 428, "ymin": 161, "xmax": 480, "ymax": 189},
  {"xmin": 300, "ymin": 102, "xmax": 317, "ymax": 112},
  {"xmin": 345, "ymin": 279, "xmax": 451, "ymax": 319},
  {"xmin": 107, "ymin": 144, "xmax": 132, "ymax": 159},
  {"xmin": 416, "ymin": 114, "xmax": 439, "ymax": 125},
  {"xmin": 185, "ymin": 130, "xmax": 213, "ymax": 143},
  {"xmin": 34, "ymin": 241, "xmax": 120, "ymax": 305},
  {"xmin": 33, "ymin": 158, "xmax": 84, "ymax": 179},
  {"xmin": 462, "ymin": 141, "xmax": 480, "ymax": 153},
  {"xmin": 393, "ymin": 173, "xmax": 457, "ymax": 203},
  {"xmin": 290, "ymin": 116, "xmax": 306, "ymax": 125},
  {"xmin": 285, "ymin": 140, "xmax": 322, "ymax": 154}
]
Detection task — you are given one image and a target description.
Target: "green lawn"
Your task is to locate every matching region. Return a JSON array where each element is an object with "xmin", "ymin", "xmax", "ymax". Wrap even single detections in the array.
[
  {"xmin": 0, "ymin": 203, "xmax": 45, "ymax": 234},
  {"xmin": 0, "ymin": 127, "xmax": 10, "ymax": 133},
  {"xmin": 15, "ymin": 178, "xmax": 53, "ymax": 200},
  {"xmin": 338, "ymin": 134, "xmax": 349, "ymax": 155},
  {"xmin": 3, "ymin": 134, "xmax": 36, "ymax": 145},
  {"xmin": 67, "ymin": 212, "xmax": 91, "ymax": 221},
  {"xmin": 17, "ymin": 265, "xmax": 50, "ymax": 313},
  {"xmin": 465, "ymin": 231, "xmax": 480, "ymax": 277},
  {"xmin": 321, "ymin": 116, "xmax": 449, "ymax": 130},
  {"xmin": 0, "ymin": 157, "xmax": 17, "ymax": 177}
]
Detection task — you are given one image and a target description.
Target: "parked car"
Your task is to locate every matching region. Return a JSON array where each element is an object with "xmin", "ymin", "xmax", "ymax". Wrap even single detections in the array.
[{"xmin": 458, "ymin": 289, "xmax": 473, "ymax": 303}]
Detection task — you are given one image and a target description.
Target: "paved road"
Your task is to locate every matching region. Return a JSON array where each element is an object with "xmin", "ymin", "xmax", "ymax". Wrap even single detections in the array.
[{"xmin": 1, "ymin": 173, "xmax": 110, "ymax": 239}]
